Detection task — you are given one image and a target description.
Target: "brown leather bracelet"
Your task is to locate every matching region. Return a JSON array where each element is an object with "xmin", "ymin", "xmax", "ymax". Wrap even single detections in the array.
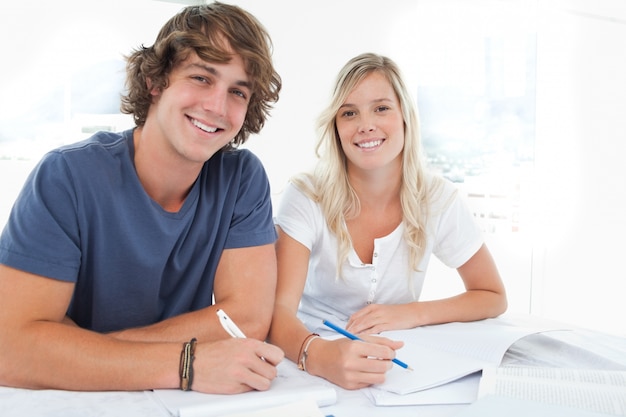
[
  {"xmin": 297, "ymin": 333, "xmax": 320, "ymax": 371},
  {"xmin": 179, "ymin": 338, "xmax": 197, "ymax": 391}
]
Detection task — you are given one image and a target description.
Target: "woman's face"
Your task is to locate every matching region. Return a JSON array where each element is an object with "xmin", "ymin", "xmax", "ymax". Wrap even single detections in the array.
[{"xmin": 335, "ymin": 71, "xmax": 404, "ymax": 175}]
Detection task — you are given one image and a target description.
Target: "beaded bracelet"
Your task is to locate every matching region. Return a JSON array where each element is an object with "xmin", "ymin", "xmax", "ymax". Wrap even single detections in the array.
[
  {"xmin": 297, "ymin": 333, "xmax": 320, "ymax": 372},
  {"xmin": 179, "ymin": 338, "xmax": 197, "ymax": 391}
]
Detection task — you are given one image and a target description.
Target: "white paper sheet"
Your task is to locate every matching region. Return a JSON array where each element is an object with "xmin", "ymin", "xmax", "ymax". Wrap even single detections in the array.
[
  {"xmin": 373, "ymin": 318, "xmax": 563, "ymax": 395},
  {"xmin": 364, "ymin": 372, "xmax": 481, "ymax": 406},
  {"xmin": 151, "ymin": 361, "xmax": 337, "ymax": 417},
  {"xmin": 219, "ymin": 398, "xmax": 326, "ymax": 417}
]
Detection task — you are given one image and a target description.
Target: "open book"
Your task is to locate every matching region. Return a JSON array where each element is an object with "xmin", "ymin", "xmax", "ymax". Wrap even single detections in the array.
[
  {"xmin": 478, "ymin": 366, "xmax": 626, "ymax": 416},
  {"xmin": 370, "ymin": 317, "xmax": 564, "ymax": 395}
]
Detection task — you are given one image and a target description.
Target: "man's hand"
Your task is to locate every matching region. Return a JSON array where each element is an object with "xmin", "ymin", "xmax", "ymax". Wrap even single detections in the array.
[{"xmin": 191, "ymin": 338, "xmax": 284, "ymax": 394}]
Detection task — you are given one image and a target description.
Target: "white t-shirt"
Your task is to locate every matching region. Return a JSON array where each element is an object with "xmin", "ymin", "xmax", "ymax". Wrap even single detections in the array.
[{"xmin": 275, "ymin": 176, "xmax": 483, "ymax": 335}]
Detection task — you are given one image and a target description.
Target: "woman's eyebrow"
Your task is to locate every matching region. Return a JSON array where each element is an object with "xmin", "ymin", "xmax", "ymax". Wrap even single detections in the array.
[{"xmin": 340, "ymin": 98, "xmax": 393, "ymax": 108}]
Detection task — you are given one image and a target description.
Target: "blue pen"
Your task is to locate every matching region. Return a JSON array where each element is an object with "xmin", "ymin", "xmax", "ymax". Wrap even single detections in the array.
[{"xmin": 322, "ymin": 319, "xmax": 413, "ymax": 371}]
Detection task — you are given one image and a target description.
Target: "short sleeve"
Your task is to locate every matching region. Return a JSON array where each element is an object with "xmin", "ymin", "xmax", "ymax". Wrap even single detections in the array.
[
  {"xmin": 431, "ymin": 180, "xmax": 484, "ymax": 268},
  {"xmin": 274, "ymin": 181, "xmax": 322, "ymax": 251},
  {"xmin": 0, "ymin": 151, "xmax": 81, "ymax": 281},
  {"xmin": 222, "ymin": 150, "xmax": 277, "ymax": 248}
]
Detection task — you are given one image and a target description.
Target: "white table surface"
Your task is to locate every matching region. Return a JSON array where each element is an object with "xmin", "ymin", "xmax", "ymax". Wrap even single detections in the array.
[{"xmin": 1, "ymin": 314, "xmax": 625, "ymax": 417}]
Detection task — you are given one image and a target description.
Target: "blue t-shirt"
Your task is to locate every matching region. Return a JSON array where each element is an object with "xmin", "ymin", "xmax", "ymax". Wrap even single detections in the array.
[{"xmin": 0, "ymin": 129, "xmax": 277, "ymax": 332}]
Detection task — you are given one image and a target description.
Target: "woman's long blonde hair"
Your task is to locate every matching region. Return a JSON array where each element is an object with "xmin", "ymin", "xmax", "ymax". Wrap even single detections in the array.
[{"xmin": 292, "ymin": 53, "xmax": 444, "ymax": 277}]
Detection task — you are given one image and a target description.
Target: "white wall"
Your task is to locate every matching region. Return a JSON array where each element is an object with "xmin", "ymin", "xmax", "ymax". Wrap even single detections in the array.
[
  {"xmin": 225, "ymin": 0, "xmax": 421, "ymax": 203},
  {"xmin": 532, "ymin": 0, "xmax": 626, "ymax": 335}
]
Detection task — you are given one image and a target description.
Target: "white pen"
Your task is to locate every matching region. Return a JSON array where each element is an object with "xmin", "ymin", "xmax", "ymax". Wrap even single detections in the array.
[{"xmin": 216, "ymin": 309, "xmax": 247, "ymax": 338}]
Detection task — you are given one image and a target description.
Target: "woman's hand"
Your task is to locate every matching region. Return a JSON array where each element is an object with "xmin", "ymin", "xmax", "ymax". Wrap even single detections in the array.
[
  {"xmin": 347, "ymin": 303, "xmax": 420, "ymax": 334},
  {"xmin": 304, "ymin": 335, "xmax": 403, "ymax": 390}
]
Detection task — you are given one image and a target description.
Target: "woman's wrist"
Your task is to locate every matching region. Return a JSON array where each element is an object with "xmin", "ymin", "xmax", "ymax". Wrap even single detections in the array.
[
  {"xmin": 410, "ymin": 301, "xmax": 430, "ymax": 327},
  {"xmin": 299, "ymin": 336, "xmax": 324, "ymax": 376},
  {"xmin": 297, "ymin": 333, "xmax": 319, "ymax": 371}
]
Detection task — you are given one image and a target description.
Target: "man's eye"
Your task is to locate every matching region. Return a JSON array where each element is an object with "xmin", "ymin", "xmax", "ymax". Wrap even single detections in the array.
[{"xmin": 231, "ymin": 89, "xmax": 247, "ymax": 99}]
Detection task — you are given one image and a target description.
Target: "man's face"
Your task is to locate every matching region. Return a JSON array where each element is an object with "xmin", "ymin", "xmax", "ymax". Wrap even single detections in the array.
[{"xmin": 147, "ymin": 51, "xmax": 251, "ymax": 165}]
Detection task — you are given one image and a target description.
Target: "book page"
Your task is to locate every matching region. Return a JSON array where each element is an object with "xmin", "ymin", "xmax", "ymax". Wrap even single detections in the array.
[
  {"xmin": 456, "ymin": 395, "xmax": 615, "ymax": 417},
  {"xmin": 479, "ymin": 367, "xmax": 626, "ymax": 415},
  {"xmin": 484, "ymin": 367, "xmax": 626, "ymax": 386}
]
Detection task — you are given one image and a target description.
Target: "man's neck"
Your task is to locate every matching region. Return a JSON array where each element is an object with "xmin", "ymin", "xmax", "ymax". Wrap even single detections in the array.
[{"xmin": 132, "ymin": 127, "xmax": 202, "ymax": 213}]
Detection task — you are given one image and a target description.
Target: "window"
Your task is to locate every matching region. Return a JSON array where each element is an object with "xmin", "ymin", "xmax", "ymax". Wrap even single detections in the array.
[
  {"xmin": 0, "ymin": 0, "xmax": 182, "ymax": 224},
  {"xmin": 413, "ymin": 1, "xmax": 537, "ymax": 315}
]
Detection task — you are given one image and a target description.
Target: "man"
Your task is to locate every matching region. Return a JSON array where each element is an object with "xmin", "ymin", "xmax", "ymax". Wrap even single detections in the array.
[{"xmin": 0, "ymin": 2, "xmax": 283, "ymax": 394}]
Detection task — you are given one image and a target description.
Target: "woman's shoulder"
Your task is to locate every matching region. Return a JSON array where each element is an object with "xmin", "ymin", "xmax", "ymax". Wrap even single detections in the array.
[
  {"xmin": 424, "ymin": 172, "xmax": 460, "ymax": 211},
  {"xmin": 287, "ymin": 172, "xmax": 318, "ymax": 200}
]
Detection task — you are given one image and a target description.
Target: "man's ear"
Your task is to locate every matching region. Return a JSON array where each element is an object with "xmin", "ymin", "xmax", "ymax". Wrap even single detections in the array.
[{"xmin": 147, "ymin": 78, "xmax": 160, "ymax": 96}]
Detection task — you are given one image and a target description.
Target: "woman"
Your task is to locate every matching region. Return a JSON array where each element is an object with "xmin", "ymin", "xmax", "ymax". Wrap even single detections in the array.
[{"xmin": 268, "ymin": 53, "xmax": 507, "ymax": 390}]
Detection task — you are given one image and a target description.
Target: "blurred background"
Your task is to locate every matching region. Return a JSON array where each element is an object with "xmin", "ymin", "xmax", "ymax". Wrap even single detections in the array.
[{"xmin": 1, "ymin": 0, "xmax": 624, "ymax": 335}]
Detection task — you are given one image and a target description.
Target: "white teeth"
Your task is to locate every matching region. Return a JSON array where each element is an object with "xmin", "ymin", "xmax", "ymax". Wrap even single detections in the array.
[
  {"xmin": 191, "ymin": 118, "xmax": 218, "ymax": 133},
  {"xmin": 358, "ymin": 140, "xmax": 382, "ymax": 148}
]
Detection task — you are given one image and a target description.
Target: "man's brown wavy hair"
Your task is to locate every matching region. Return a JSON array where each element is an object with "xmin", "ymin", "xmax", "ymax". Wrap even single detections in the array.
[{"xmin": 120, "ymin": 2, "xmax": 281, "ymax": 148}]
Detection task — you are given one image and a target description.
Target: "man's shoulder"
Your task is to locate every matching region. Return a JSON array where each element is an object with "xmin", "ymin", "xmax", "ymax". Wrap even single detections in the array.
[
  {"xmin": 53, "ymin": 130, "xmax": 130, "ymax": 155},
  {"xmin": 33, "ymin": 130, "xmax": 133, "ymax": 183}
]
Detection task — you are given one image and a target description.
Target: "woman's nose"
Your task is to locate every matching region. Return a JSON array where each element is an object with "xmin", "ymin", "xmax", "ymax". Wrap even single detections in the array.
[{"xmin": 358, "ymin": 115, "xmax": 376, "ymax": 133}]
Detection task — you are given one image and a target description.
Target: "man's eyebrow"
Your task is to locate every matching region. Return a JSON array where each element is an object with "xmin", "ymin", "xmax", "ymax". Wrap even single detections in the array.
[{"xmin": 187, "ymin": 62, "xmax": 252, "ymax": 90}]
